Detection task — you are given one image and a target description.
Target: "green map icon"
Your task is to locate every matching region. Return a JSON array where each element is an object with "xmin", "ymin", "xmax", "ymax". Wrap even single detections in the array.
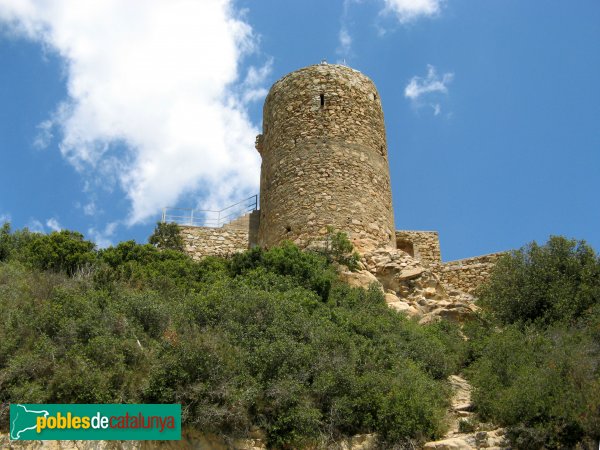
[{"xmin": 10, "ymin": 404, "xmax": 49, "ymax": 440}]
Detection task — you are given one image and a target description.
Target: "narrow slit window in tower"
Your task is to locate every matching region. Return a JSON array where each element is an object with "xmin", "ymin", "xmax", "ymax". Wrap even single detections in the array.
[{"xmin": 320, "ymin": 94, "xmax": 325, "ymax": 107}]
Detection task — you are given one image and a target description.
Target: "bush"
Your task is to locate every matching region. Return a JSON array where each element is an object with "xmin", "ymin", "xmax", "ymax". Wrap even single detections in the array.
[
  {"xmin": 467, "ymin": 323, "xmax": 600, "ymax": 449},
  {"xmin": 468, "ymin": 236, "xmax": 600, "ymax": 449},
  {"xmin": 0, "ymin": 226, "xmax": 465, "ymax": 447},
  {"xmin": 477, "ymin": 236, "xmax": 600, "ymax": 327},
  {"xmin": 317, "ymin": 226, "xmax": 360, "ymax": 271},
  {"xmin": 25, "ymin": 230, "xmax": 97, "ymax": 275},
  {"xmin": 0, "ymin": 226, "xmax": 97, "ymax": 275},
  {"xmin": 0, "ymin": 222, "xmax": 11, "ymax": 261},
  {"xmin": 230, "ymin": 241, "xmax": 337, "ymax": 301},
  {"xmin": 148, "ymin": 222, "xmax": 184, "ymax": 251}
]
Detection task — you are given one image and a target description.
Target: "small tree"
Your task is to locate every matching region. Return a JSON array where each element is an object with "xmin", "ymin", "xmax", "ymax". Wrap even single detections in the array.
[
  {"xmin": 0, "ymin": 222, "xmax": 11, "ymax": 261},
  {"xmin": 318, "ymin": 226, "xmax": 360, "ymax": 271},
  {"xmin": 25, "ymin": 230, "xmax": 97, "ymax": 275},
  {"xmin": 148, "ymin": 222, "xmax": 184, "ymax": 251},
  {"xmin": 477, "ymin": 236, "xmax": 600, "ymax": 327},
  {"xmin": 469, "ymin": 236, "xmax": 600, "ymax": 449}
]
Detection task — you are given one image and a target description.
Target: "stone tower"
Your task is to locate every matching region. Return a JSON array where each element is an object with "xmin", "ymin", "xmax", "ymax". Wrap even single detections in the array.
[{"xmin": 255, "ymin": 63, "xmax": 396, "ymax": 252}]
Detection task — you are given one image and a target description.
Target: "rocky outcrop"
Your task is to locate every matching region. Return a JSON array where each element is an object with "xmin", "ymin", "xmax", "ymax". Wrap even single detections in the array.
[
  {"xmin": 339, "ymin": 269, "xmax": 382, "ymax": 291},
  {"xmin": 422, "ymin": 375, "xmax": 507, "ymax": 450},
  {"xmin": 0, "ymin": 430, "xmax": 266, "ymax": 450},
  {"xmin": 422, "ymin": 429, "xmax": 507, "ymax": 450},
  {"xmin": 0, "ymin": 431, "xmax": 380, "ymax": 450},
  {"xmin": 338, "ymin": 249, "xmax": 509, "ymax": 450},
  {"xmin": 347, "ymin": 247, "xmax": 478, "ymax": 323}
]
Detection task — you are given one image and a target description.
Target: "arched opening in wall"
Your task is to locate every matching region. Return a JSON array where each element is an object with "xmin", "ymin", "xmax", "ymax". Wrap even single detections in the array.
[
  {"xmin": 379, "ymin": 145, "xmax": 386, "ymax": 157},
  {"xmin": 320, "ymin": 94, "xmax": 325, "ymax": 107},
  {"xmin": 396, "ymin": 238, "xmax": 414, "ymax": 257},
  {"xmin": 285, "ymin": 225, "xmax": 292, "ymax": 233}
]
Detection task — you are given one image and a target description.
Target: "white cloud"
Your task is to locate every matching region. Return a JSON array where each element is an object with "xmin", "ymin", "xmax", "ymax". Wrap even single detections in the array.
[
  {"xmin": 33, "ymin": 119, "xmax": 54, "ymax": 149},
  {"xmin": 382, "ymin": 0, "xmax": 442, "ymax": 23},
  {"xmin": 82, "ymin": 201, "xmax": 98, "ymax": 216},
  {"xmin": 27, "ymin": 219, "xmax": 45, "ymax": 233},
  {"xmin": 337, "ymin": 27, "xmax": 352, "ymax": 58},
  {"xmin": 337, "ymin": 0, "xmax": 442, "ymax": 61},
  {"xmin": 88, "ymin": 221, "xmax": 118, "ymax": 249},
  {"xmin": 46, "ymin": 217, "xmax": 62, "ymax": 232},
  {"xmin": 0, "ymin": 0, "xmax": 266, "ymax": 225},
  {"xmin": 240, "ymin": 58, "xmax": 272, "ymax": 103},
  {"xmin": 405, "ymin": 65, "xmax": 453, "ymax": 116},
  {"xmin": 405, "ymin": 64, "xmax": 453, "ymax": 100},
  {"xmin": 0, "ymin": 212, "xmax": 11, "ymax": 224}
]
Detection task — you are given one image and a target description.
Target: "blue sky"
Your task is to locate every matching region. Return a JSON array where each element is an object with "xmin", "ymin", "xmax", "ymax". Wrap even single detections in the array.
[{"xmin": 0, "ymin": 0, "xmax": 598, "ymax": 261}]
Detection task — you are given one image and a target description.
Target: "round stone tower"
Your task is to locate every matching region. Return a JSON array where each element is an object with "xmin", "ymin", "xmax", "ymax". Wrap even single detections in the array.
[{"xmin": 255, "ymin": 63, "xmax": 396, "ymax": 252}]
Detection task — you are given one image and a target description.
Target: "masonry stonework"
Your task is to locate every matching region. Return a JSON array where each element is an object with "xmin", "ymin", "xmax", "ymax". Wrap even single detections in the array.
[
  {"xmin": 180, "ymin": 226, "xmax": 249, "ymax": 260},
  {"xmin": 176, "ymin": 63, "xmax": 508, "ymax": 296},
  {"xmin": 395, "ymin": 231, "xmax": 441, "ymax": 267},
  {"xmin": 179, "ymin": 211, "xmax": 259, "ymax": 260},
  {"xmin": 255, "ymin": 63, "xmax": 395, "ymax": 252},
  {"xmin": 435, "ymin": 253, "xmax": 506, "ymax": 294}
]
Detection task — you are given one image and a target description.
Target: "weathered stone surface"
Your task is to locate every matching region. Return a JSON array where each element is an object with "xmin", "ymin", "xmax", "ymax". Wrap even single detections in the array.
[
  {"xmin": 432, "ymin": 252, "xmax": 506, "ymax": 294},
  {"xmin": 388, "ymin": 301, "xmax": 411, "ymax": 313},
  {"xmin": 353, "ymin": 246, "xmax": 483, "ymax": 323},
  {"xmin": 180, "ymin": 225, "xmax": 250, "ymax": 260},
  {"xmin": 396, "ymin": 230, "xmax": 441, "ymax": 267},
  {"xmin": 398, "ymin": 267, "xmax": 426, "ymax": 281},
  {"xmin": 423, "ymin": 437, "xmax": 474, "ymax": 450},
  {"xmin": 0, "ymin": 431, "xmax": 382, "ymax": 450},
  {"xmin": 422, "ymin": 375, "xmax": 507, "ymax": 450},
  {"xmin": 392, "ymin": 231, "xmax": 508, "ymax": 295},
  {"xmin": 384, "ymin": 292, "xmax": 400, "ymax": 303},
  {"xmin": 255, "ymin": 63, "xmax": 395, "ymax": 252},
  {"xmin": 0, "ymin": 430, "xmax": 267, "ymax": 449},
  {"xmin": 339, "ymin": 269, "xmax": 382, "ymax": 290},
  {"xmin": 337, "ymin": 433, "xmax": 377, "ymax": 450}
]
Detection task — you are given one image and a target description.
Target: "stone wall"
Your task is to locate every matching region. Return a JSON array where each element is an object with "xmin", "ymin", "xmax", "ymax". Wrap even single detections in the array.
[
  {"xmin": 180, "ymin": 226, "xmax": 249, "ymax": 260},
  {"xmin": 395, "ymin": 230, "xmax": 441, "ymax": 267},
  {"xmin": 435, "ymin": 252, "xmax": 506, "ymax": 294},
  {"xmin": 178, "ymin": 211, "xmax": 259, "ymax": 260},
  {"xmin": 393, "ymin": 229, "xmax": 506, "ymax": 294},
  {"xmin": 256, "ymin": 63, "xmax": 396, "ymax": 252}
]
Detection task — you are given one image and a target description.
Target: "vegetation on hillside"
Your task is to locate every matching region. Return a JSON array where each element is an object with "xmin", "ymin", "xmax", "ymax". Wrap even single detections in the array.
[
  {"xmin": 466, "ymin": 236, "xmax": 600, "ymax": 449},
  {"xmin": 0, "ymin": 222, "xmax": 463, "ymax": 448},
  {"xmin": 1, "ymin": 223, "xmax": 598, "ymax": 449}
]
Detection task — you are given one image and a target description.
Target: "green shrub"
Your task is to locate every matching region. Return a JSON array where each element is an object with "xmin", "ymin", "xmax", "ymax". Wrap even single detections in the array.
[
  {"xmin": 458, "ymin": 418, "xmax": 476, "ymax": 433},
  {"xmin": 97, "ymin": 240, "xmax": 211, "ymax": 292},
  {"xmin": 0, "ymin": 222, "xmax": 11, "ymax": 261},
  {"xmin": 317, "ymin": 226, "xmax": 361, "ymax": 271},
  {"xmin": 230, "ymin": 241, "xmax": 337, "ymax": 300},
  {"xmin": 148, "ymin": 222, "xmax": 184, "ymax": 251},
  {"xmin": 0, "ymin": 225, "xmax": 92, "ymax": 273},
  {"xmin": 467, "ymin": 323, "xmax": 600, "ymax": 449},
  {"xmin": 24, "ymin": 230, "xmax": 96, "ymax": 275},
  {"xmin": 0, "ymin": 227, "xmax": 465, "ymax": 446},
  {"xmin": 467, "ymin": 236, "xmax": 600, "ymax": 448},
  {"xmin": 477, "ymin": 236, "xmax": 600, "ymax": 327}
]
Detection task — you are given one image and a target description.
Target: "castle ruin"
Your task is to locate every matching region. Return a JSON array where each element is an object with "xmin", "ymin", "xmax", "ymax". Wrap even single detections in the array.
[{"xmin": 177, "ymin": 63, "xmax": 505, "ymax": 296}]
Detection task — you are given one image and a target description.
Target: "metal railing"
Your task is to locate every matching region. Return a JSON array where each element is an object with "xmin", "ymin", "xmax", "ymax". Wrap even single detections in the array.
[{"xmin": 161, "ymin": 194, "xmax": 258, "ymax": 228}]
